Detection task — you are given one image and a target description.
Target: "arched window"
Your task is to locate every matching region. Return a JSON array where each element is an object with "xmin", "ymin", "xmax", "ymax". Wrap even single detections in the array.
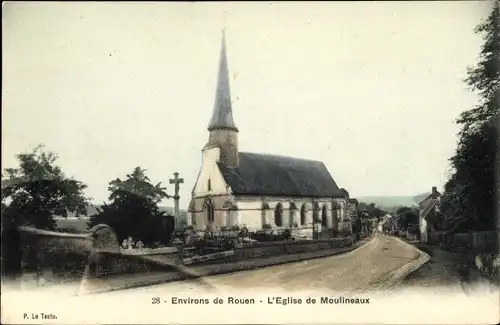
[
  {"xmin": 274, "ymin": 203, "xmax": 283, "ymax": 227},
  {"xmin": 300, "ymin": 204, "xmax": 307, "ymax": 226},
  {"xmin": 289, "ymin": 202, "xmax": 297, "ymax": 228},
  {"xmin": 207, "ymin": 179, "xmax": 211, "ymax": 191},
  {"xmin": 321, "ymin": 205, "xmax": 328, "ymax": 227},
  {"xmin": 204, "ymin": 198, "xmax": 215, "ymax": 224},
  {"xmin": 332, "ymin": 202, "xmax": 341, "ymax": 233},
  {"xmin": 312, "ymin": 202, "xmax": 320, "ymax": 223}
]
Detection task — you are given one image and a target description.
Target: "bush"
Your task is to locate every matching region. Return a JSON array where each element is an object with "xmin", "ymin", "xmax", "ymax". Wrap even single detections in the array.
[
  {"xmin": 251, "ymin": 231, "xmax": 287, "ymax": 242},
  {"xmin": 475, "ymin": 253, "xmax": 500, "ymax": 283},
  {"xmin": 339, "ymin": 229, "xmax": 352, "ymax": 238},
  {"xmin": 262, "ymin": 224, "xmax": 272, "ymax": 230}
]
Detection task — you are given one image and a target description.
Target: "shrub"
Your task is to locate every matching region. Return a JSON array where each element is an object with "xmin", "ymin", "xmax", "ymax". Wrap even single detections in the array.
[
  {"xmin": 475, "ymin": 253, "xmax": 500, "ymax": 283},
  {"xmin": 262, "ymin": 223, "xmax": 272, "ymax": 230}
]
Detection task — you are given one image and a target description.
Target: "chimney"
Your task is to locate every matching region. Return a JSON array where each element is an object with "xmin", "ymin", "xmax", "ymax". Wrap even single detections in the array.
[{"xmin": 431, "ymin": 186, "xmax": 438, "ymax": 199}]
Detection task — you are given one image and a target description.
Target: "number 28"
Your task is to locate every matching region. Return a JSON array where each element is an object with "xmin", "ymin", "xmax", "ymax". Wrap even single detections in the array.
[{"xmin": 152, "ymin": 297, "xmax": 160, "ymax": 304}]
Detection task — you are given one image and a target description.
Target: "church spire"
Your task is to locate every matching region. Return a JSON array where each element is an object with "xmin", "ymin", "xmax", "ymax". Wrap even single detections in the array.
[{"xmin": 207, "ymin": 28, "xmax": 238, "ymax": 132}]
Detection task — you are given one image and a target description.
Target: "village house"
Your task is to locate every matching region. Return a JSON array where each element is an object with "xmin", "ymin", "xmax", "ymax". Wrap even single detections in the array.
[
  {"xmin": 418, "ymin": 186, "xmax": 442, "ymax": 243},
  {"xmin": 187, "ymin": 30, "xmax": 353, "ymax": 238},
  {"xmin": 348, "ymin": 198, "xmax": 359, "ymax": 220}
]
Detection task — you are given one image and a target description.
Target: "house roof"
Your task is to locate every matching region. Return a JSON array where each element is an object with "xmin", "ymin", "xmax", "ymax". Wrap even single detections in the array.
[
  {"xmin": 417, "ymin": 191, "xmax": 442, "ymax": 205},
  {"xmin": 413, "ymin": 192, "xmax": 431, "ymax": 204},
  {"xmin": 217, "ymin": 152, "xmax": 344, "ymax": 197},
  {"xmin": 420, "ymin": 198, "xmax": 439, "ymax": 219},
  {"xmin": 349, "ymin": 198, "xmax": 359, "ymax": 204}
]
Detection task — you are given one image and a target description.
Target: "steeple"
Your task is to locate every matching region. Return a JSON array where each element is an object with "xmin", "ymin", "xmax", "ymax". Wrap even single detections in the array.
[
  {"xmin": 203, "ymin": 27, "xmax": 240, "ymax": 168},
  {"xmin": 207, "ymin": 29, "xmax": 238, "ymax": 132}
]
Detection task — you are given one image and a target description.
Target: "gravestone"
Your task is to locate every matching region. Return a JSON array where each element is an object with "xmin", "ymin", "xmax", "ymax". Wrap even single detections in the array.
[
  {"xmin": 90, "ymin": 224, "xmax": 120, "ymax": 253},
  {"xmin": 89, "ymin": 224, "xmax": 120, "ymax": 277},
  {"xmin": 205, "ymin": 226, "xmax": 214, "ymax": 238}
]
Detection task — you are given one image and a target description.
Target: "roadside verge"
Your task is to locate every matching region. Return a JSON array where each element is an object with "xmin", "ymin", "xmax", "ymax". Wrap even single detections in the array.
[{"xmin": 369, "ymin": 235, "xmax": 431, "ymax": 291}]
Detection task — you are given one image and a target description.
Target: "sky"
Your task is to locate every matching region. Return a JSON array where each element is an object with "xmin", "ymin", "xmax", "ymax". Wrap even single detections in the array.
[{"xmin": 2, "ymin": 1, "xmax": 493, "ymax": 210}]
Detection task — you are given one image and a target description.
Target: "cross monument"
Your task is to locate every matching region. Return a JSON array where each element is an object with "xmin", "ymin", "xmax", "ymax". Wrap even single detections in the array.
[{"xmin": 169, "ymin": 172, "xmax": 184, "ymax": 222}]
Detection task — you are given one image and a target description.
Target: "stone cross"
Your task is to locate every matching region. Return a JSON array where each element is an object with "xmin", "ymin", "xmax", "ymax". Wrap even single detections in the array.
[{"xmin": 169, "ymin": 172, "xmax": 184, "ymax": 222}]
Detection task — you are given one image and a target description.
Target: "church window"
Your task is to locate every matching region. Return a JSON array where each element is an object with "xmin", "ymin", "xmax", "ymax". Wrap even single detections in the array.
[
  {"xmin": 274, "ymin": 203, "xmax": 283, "ymax": 227},
  {"xmin": 300, "ymin": 205, "xmax": 307, "ymax": 226},
  {"xmin": 332, "ymin": 202, "xmax": 341, "ymax": 226},
  {"xmin": 312, "ymin": 202, "xmax": 320, "ymax": 223},
  {"xmin": 321, "ymin": 205, "xmax": 328, "ymax": 227},
  {"xmin": 204, "ymin": 199, "xmax": 215, "ymax": 224},
  {"xmin": 208, "ymin": 179, "xmax": 211, "ymax": 191}
]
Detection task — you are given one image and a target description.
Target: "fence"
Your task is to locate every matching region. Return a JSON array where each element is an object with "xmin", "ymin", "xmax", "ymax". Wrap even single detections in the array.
[{"xmin": 429, "ymin": 230, "xmax": 498, "ymax": 253}]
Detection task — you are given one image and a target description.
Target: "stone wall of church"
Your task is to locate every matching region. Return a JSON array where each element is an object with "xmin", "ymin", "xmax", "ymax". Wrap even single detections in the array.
[
  {"xmin": 188, "ymin": 195, "xmax": 234, "ymax": 231},
  {"xmin": 187, "ymin": 195, "xmax": 353, "ymax": 234},
  {"xmin": 234, "ymin": 196, "xmax": 351, "ymax": 232}
]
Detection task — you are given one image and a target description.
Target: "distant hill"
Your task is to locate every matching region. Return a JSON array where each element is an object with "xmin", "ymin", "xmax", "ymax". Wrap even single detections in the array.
[
  {"xmin": 63, "ymin": 204, "xmax": 187, "ymax": 218},
  {"xmin": 357, "ymin": 196, "xmax": 419, "ymax": 210},
  {"xmin": 55, "ymin": 204, "xmax": 187, "ymax": 233}
]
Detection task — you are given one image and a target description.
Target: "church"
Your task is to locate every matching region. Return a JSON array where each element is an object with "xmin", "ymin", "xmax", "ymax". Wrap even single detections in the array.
[{"xmin": 187, "ymin": 30, "xmax": 353, "ymax": 238}]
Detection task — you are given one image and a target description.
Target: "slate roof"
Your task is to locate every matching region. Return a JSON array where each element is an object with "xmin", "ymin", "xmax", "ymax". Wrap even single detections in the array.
[
  {"xmin": 416, "ymin": 191, "xmax": 442, "ymax": 205},
  {"xmin": 217, "ymin": 152, "xmax": 344, "ymax": 197}
]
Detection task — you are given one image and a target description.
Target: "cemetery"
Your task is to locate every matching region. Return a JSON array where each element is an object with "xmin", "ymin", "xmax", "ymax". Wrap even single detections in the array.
[
  {"xmin": 17, "ymin": 220, "xmax": 356, "ymax": 284},
  {"xmin": 10, "ymin": 170, "xmax": 359, "ymax": 283}
]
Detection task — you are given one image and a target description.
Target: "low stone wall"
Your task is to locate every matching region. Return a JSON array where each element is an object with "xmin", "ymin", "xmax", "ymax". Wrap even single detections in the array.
[
  {"xmin": 231, "ymin": 237, "xmax": 352, "ymax": 261},
  {"xmin": 18, "ymin": 227, "xmax": 93, "ymax": 279},
  {"xmin": 90, "ymin": 253, "xmax": 179, "ymax": 277},
  {"xmin": 90, "ymin": 237, "xmax": 353, "ymax": 276},
  {"xmin": 120, "ymin": 247, "xmax": 179, "ymax": 255},
  {"xmin": 182, "ymin": 237, "xmax": 353, "ymax": 267},
  {"xmin": 17, "ymin": 223, "xmax": 354, "ymax": 281}
]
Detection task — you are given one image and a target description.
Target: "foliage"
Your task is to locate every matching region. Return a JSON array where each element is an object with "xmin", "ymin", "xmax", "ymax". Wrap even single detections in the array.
[
  {"xmin": 396, "ymin": 206, "xmax": 419, "ymax": 230},
  {"xmin": 441, "ymin": 2, "xmax": 499, "ymax": 232},
  {"xmin": 458, "ymin": 1, "xmax": 499, "ymax": 134},
  {"xmin": 475, "ymin": 253, "xmax": 500, "ymax": 284},
  {"xmin": 220, "ymin": 225, "xmax": 240, "ymax": 233},
  {"xmin": 358, "ymin": 202, "xmax": 386, "ymax": 219},
  {"xmin": 351, "ymin": 217, "xmax": 362, "ymax": 234},
  {"xmin": 1, "ymin": 145, "xmax": 90, "ymax": 230},
  {"xmin": 339, "ymin": 229, "xmax": 352, "ymax": 238},
  {"xmin": 262, "ymin": 223, "xmax": 272, "ymax": 230},
  {"xmin": 88, "ymin": 167, "xmax": 174, "ymax": 245},
  {"xmin": 239, "ymin": 226, "xmax": 250, "ymax": 237},
  {"xmin": 251, "ymin": 230, "xmax": 289, "ymax": 242}
]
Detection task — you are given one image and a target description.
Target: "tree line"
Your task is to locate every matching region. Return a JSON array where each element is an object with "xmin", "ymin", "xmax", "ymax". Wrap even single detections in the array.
[
  {"xmin": 1, "ymin": 145, "xmax": 175, "ymax": 246},
  {"xmin": 439, "ymin": 2, "xmax": 499, "ymax": 235}
]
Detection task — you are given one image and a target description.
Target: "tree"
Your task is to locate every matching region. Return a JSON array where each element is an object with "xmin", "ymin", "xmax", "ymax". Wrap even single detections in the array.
[
  {"xmin": 441, "ymin": 2, "xmax": 499, "ymax": 232},
  {"xmin": 396, "ymin": 207, "xmax": 419, "ymax": 230},
  {"xmin": 358, "ymin": 202, "xmax": 386, "ymax": 220},
  {"xmin": 396, "ymin": 207, "xmax": 413, "ymax": 215},
  {"xmin": 352, "ymin": 217, "xmax": 362, "ymax": 235},
  {"xmin": 1, "ymin": 145, "xmax": 90, "ymax": 230},
  {"xmin": 458, "ymin": 1, "xmax": 499, "ymax": 134},
  {"xmin": 88, "ymin": 167, "xmax": 174, "ymax": 245}
]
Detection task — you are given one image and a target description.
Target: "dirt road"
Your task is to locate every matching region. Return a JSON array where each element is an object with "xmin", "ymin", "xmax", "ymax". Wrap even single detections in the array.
[{"xmin": 127, "ymin": 234, "xmax": 420, "ymax": 294}]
